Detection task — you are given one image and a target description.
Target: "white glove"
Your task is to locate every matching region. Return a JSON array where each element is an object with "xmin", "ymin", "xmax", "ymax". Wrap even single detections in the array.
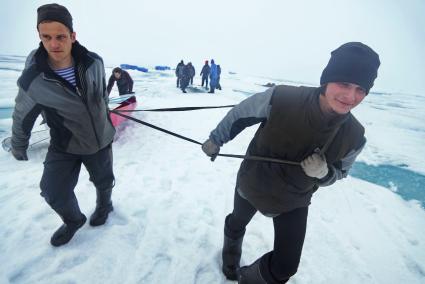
[
  {"xmin": 301, "ymin": 153, "xmax": 328, "ymax": 179},
  {"xmin": 202, "ymin": 139, "xmax": 220, "ymax": 161}
]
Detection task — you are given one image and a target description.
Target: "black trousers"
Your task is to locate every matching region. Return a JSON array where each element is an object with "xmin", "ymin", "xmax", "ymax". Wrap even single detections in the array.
[
  {"xmin": 201, "ymin": 76, "xmax": 208, "ymax": 87},
  {"xmin": 40, "ymin": 145, "xmax": 115, "ymax": 210},
  {"xmin": 226, "ymin": 189, "xmax": 308, "ymax": 283},
  {"xmin": 217, "ymin": 77, "xmax": 221, "ymax": 90}
]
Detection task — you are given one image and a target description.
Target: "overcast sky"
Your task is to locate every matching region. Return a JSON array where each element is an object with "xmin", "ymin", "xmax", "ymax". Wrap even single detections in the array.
[{"xmin": 1, "ymin": 0, "xmax": 424, "ymax": 94}]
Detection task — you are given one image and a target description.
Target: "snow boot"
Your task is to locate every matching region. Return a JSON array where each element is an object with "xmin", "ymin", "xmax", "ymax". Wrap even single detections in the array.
[
  {"xmin": 222, "ymin": 215, "xmax": 245, "ymax": 280},
  {"xmin": 89, "ymin": 187, "xmax": 113, "ymax": 226},
  {"xmin": 238, "ymin": 258, "xmax": 267, "ymax": 284},
  {"xmin": 50, "ymin": 198, "xmax": 86, "ymax": 247},
  {"xmin": 240, "ymin": 253, "xmax": 289, "ymax": 284}
]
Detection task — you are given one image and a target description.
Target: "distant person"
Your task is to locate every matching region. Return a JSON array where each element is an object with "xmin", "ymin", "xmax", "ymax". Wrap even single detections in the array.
[
  {"xmin": 187, "ymin": 62, "xmax": 195, "ymax": 85},
  {"xmin": 200, "ymin": 60, "xmax": 210, "ymax": 89},
  {"xmin": 208, "ymin": 59, "xmax": 218, "ymax": 93},
  {"xmin": 11, "ymin": 4, "xmax": 116, "ymax": 247},
  {"xmin": 179, "ymin": 64, "xmax": 191, "ymax": 93},
  {"xmin": 216, "ymin": 64, "xmax": 222, "ymax": 90},
  {"xmin": 175, "ymin": 60, "xmax": 184, "ymax": 88},
  {"xmin": 107, "ymin": 67, "xmax": 134, "ymax": 96},
  {"xmin": 202, "ymin": 42, "xmax": 380, "ymax": 283}
]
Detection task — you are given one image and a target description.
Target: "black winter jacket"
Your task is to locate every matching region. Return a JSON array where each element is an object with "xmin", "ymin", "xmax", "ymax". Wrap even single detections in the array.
[{"xmin": 107, "ymin": 70, "xmax": 133, "ymax": 95}]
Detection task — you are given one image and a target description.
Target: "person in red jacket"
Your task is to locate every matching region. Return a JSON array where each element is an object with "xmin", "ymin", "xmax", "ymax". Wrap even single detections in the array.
[{"xmin": 107, "ymin": 67, "xmax": 134, "ymax": 96}]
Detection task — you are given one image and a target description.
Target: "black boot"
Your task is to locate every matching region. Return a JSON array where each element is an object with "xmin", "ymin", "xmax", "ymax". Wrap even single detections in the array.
[
  {"xmin": 50, "ymin": 198, "xmax": 86, "ymax": 247},
  {"xmin": 222, "ymin": 215, "xmax": 245, "ymax": 280},
  {"xmin": 90, "ymin": 188, "xmax": 113, "ymax": 226},
  {"xmin": 240, "ymin": 253, "xmax": 289, "ymax": 284},
  {"xmin": 238, "ymin": 258, "xmax": 267, "ymax": 284}
]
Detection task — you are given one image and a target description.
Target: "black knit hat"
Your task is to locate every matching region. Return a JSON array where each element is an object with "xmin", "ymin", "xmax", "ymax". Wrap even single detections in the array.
[
  {"xmin": 37, "ymin": 3, "xmax": 73, "ymax": 32},
  {"xmin": 320, "ymin": 42, "xmax": 380, "ymax": 93},
  {"xmin": 113, "ymin": 67, "xmax": 122, "ymax": 74}
]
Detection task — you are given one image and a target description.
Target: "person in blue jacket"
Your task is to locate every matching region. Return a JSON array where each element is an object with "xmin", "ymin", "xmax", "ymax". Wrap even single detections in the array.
[{"xmin": 209, "ymin": 59, "xmax": 218, "ymax": 93}]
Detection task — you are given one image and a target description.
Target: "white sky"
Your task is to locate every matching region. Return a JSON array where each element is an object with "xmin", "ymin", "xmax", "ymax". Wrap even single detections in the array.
[{"xmin": 0, "ymin": 0, "xmax": 424, "ymax": 94}]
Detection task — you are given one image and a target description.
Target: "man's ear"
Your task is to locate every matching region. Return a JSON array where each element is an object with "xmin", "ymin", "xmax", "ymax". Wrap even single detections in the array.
[{"xmin": 71, "ymin": 32, "xmax": 76, "ymax": 43}]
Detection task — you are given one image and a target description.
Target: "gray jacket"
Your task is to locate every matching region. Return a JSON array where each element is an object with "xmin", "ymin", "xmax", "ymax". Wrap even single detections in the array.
[
  {"xmin": 12, "ymin": 41, "xmax": 115, "ymax": 155},
  {"xmin": 210, "ymin": 85, "xmax": 366, "ymax": 215}
]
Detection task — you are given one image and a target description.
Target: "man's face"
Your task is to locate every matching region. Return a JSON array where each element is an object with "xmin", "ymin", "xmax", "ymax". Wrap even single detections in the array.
[
  {"xmin": 321, "ymin": 82, "xmax": 366, "ymax": 114},
  {"xmin": 114, "ymin": 72, "xmax": 121, "ymax": 79},
  {"xmin": 38, "ymin": 21, "xmax": 76, "ymax": 67}
]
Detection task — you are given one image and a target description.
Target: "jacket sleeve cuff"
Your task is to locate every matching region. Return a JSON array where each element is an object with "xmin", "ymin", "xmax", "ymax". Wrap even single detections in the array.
[{"xmin": 316, "ymin": 166, "xmax": 336, "ymax": 186}]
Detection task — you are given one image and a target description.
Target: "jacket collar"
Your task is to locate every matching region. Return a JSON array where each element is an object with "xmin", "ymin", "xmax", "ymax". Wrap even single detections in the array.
[
  {"xmin": 34, "ymin": 41, "xmax": 93, "ymax": 74},
  {"xmin": 33, "ymin": 41, "xmax": 93, "ymax": 91}
]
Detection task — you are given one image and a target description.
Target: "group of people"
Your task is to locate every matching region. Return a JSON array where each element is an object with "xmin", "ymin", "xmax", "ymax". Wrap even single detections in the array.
[
  {"xmin": 10, "ymin": 3, "xmax": 381, "ymax": 284},
  {"xmin": 176, "ymin": 59, "xmax": 222, "ymax": 93},
  {"xmin": 175, "ymin": 60, "xmax": 196, "ymax": 93}
]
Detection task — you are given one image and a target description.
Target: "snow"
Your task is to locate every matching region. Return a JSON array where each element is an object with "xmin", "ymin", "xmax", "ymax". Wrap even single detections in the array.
[{"xmin": 0, "ymin": 64, "xmax": 425, "ymax": 284}]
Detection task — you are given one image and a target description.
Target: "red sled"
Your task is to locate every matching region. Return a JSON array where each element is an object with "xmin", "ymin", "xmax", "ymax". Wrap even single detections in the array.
[{"xmin": 110, "ymin": 95, "xmax": 137, "ymax": 127}]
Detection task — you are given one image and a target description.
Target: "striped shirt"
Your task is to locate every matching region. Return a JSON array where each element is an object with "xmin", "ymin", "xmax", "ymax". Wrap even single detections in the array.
[{"xmin": 53, "ymin": 66, "xmax": 76, "ymax": 87}]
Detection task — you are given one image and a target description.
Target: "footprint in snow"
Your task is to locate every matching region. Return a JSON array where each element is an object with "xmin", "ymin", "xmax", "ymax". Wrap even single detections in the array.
[{"xmin": 138, "ymin": 253, "xmax": 172, "ymax": 283}]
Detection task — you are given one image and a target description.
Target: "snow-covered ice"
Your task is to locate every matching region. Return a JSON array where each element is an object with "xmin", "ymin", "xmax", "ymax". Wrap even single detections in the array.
[{"xmin": 0, "ymin": 59, "xmax": 424, "ymax": 283}]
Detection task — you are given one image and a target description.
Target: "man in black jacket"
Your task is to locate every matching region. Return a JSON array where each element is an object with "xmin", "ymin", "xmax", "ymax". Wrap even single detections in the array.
[
  {"xmin": 202, "ymin": 42, "xmax": 380, "ymax": 283},
  {"xmin": 200, "ymin": 60, "xmax": 210, "ymax": 89},
  {"xmin": 11, "ymin": 4, "xmax": 116, "ymax": 247},
  {"xmin": 107, "ymin": 67, "xmax": 134, "ymax": 96},
  {"xmin": 187, "ymin": 62, "xmax": 195, "ymax": 85},
  {"xmin": 175, "ymin": 60, "xmax": 184, "ymax": 87},
  {"xmin": 216, "ymin": 64, "xmax": 222, "ymax": 90},
  {"xmin": 179, "ymin": 64, "xmax": 191, "ymax": 93}
]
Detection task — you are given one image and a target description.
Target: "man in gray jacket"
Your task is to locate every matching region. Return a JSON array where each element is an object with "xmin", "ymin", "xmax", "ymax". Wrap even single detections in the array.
[
  {"xmin": 202, "ymin": 42, "xmax": 380, "ymax": 283},
  {"xmin": 11, "ymin": 4, "xmax": 116, "ymax": 247}
]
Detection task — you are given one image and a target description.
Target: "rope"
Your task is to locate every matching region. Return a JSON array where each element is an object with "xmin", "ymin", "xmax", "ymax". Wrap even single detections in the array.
[
  {"xmin": 110, "ymin": 110, "xmax": 202, "ymax": 145},
  {"xmin": 110, "ymin": 110, "xmax": 300, "ymax": 166},
  {"xmin": 217, "ymin": 154, "xmax": 300, "ymax": 166},
  {"xmin": 112, "ymin": 104, "xmax": 235, "ymax": 112}
]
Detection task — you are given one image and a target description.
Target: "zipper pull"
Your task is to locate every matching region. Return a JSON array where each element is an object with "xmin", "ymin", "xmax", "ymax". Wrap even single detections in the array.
[
  {"xmin": 76, "ymin": 87, "xmax": 82, "ymax": 97},
  {"xmin": 314, "ymin": 147, "xmax": 326, "ymax": 159}
]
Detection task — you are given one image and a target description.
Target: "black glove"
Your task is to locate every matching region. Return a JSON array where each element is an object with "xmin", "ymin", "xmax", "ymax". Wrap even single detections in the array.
[
  {"xmin": 202, "ymin": 139, "xmax": 220, "ymax": 161},
  {"xmin": 11, "ymin": 148, "xmax": 28, "ymax": 161}
]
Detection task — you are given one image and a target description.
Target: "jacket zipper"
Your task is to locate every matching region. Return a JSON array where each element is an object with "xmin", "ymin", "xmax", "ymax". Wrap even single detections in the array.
[
  {"xmin": 76, "ymin": 64, "xmax": 101, "ymax": 149},
  {"xmin": 43, "ymin": 71, "xmax": 102, "ymax": 149}
]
